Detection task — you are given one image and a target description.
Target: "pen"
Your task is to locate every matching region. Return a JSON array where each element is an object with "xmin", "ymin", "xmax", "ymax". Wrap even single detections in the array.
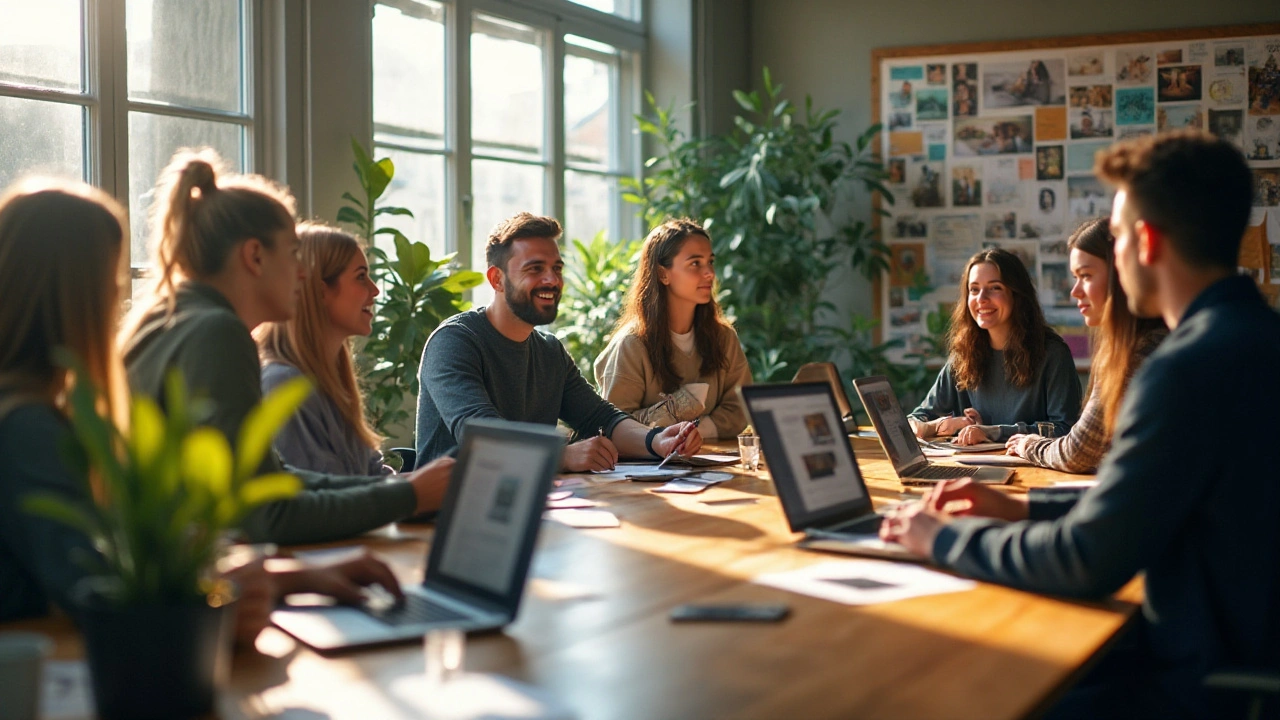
[{"xmin": 656, "ymin": 419, "xmax": 700, "ymax": 470}]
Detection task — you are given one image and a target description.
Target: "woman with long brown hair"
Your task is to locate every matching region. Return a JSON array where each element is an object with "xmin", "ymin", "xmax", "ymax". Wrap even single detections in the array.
[
  {"xmin": 908, "ymin": 247, "xmax": 1081, "ymax": 445},
  {"xmin": 594, "ymin": 218, "xmax": 751, "ymax": 441},
  {"xmin": 1005, "ymin": 219, "xmax": 1166, "ymax": 471},
  {"xmin": 255, "ymin": 223, "xmax": 387, "ymax": 475}
]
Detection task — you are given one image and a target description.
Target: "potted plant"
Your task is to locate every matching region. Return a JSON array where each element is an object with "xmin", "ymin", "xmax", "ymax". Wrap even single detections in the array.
[{"xmin": 24, "ymin": 369, "xmax": 312, "ymax": 720}]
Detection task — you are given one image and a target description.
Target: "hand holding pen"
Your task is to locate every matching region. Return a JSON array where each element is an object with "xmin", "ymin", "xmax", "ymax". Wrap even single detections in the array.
[{"xmin": 656, "ymin": 418, "xmax": 702, "ymax": 469}]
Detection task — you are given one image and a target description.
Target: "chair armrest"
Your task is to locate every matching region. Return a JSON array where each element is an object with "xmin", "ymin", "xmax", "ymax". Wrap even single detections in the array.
[{"xmin": 1204, "ymin": 669, "xmax": 1280, "ymax": 694}]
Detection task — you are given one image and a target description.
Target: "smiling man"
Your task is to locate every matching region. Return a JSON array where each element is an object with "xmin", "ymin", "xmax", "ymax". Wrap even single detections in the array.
[{"xmin": 414, "ymin": 212, "xmax": 700, "ymax": 472}]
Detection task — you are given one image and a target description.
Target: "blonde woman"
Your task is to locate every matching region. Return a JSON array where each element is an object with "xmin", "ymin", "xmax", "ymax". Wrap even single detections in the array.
[
  {"xmin": 255, "ymin": 224, "xmax": 388, "ymax": 475},
  {"xmin": 121, "ymin": 149, "xmax": 453, "ymax": 545}
]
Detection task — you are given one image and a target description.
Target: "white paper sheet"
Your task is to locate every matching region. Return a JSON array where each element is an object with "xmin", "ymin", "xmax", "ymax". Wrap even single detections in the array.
[
  {"xmin": 755, "ymin": 559, "xmax": 976, "ymax": 606},
  {"xmin": 41, "ymin": 660, "xmax": 94, "ymax": 720}
]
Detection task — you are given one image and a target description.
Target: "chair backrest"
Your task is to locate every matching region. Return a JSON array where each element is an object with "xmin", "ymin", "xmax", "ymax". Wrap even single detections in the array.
[{"xmin": 791, "ymin": 362, "xmax": 853, "ymax": 419}]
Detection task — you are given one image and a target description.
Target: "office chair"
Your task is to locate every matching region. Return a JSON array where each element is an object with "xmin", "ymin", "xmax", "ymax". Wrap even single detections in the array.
[
  {"xmin": 1204, "ymin": 669, "xmax": 1280, "ymax": 720},
  {"xmin": 791, "ymin": 362, "xmax": 860, "ymax": 434}
]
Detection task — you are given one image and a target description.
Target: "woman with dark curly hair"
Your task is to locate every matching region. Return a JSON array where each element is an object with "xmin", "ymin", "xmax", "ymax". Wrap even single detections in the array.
[{"xmin": 907, "ymin": 247, "xmax": 1081, "ymax": 445}]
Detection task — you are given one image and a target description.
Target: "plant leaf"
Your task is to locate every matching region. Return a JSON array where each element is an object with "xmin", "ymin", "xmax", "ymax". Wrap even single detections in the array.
[
  {"xmin": 239, "ymin": 473, "xmax": 302, "ymax": 509},
  {"xmin": 181, "ymin": 427, "xmax": 233, "ymax": 498}
]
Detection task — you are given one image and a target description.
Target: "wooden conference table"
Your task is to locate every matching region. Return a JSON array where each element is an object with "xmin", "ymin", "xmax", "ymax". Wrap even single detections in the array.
[{"xmin": 10, "ymin": 439, "xmax": 1139, "ymax": 720}]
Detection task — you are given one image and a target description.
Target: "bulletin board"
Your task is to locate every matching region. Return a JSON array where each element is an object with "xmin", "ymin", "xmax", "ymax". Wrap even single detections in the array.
[{"xmin": 871, "ymin": 24, "xmax": 1280, "ymax": 365}]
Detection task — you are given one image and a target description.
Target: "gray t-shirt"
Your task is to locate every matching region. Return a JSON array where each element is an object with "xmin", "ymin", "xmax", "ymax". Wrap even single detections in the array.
[
  {"xmin": 415, "ymin": 308, "xmax": 629, "ymax": 465},
  {"xmin": 261, "ymin": 362, "xmax": 390, "ymax": 477}
]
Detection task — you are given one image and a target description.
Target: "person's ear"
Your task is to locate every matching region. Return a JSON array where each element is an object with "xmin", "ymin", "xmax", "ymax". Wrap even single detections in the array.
[
  {"xmin": 240, "ymin": 238, "xmax": 266, "ymax": 277},
  {"xmin": 1135, "ymin": 220, "xmax": 1161, "ymax": 267},
  {"xmin": 486, "ymin": 264, "xmax": 503, "ymax": 292},
  {"xmin": 658, "ymin": 268, "xmax": 670, "ymax": 286}
]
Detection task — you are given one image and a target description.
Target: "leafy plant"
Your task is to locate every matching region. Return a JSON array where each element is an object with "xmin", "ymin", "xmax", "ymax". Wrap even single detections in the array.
[
  {"xmin": 625, "ymin": 68, "xmax": 898, "ymax": 384},
  {"xmin": 339, "ymin": 139, "xmax": 484, "ymax": 435},
  {"xmin": 554, "ymin": 232, "xmax": 642, "ymax": 383},
  {"xmin": 24, "ymin": 367, "xmax": 310, "ymax": 606}
]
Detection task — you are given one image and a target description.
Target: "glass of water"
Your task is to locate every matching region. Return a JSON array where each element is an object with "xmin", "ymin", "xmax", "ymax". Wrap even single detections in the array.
[
  {"xmin": 738, "ymin": 433, "xmax": 761, "ymax": 471},
  {"xmin": 424, "ymin": 628, "xmax": 465, "ymax": 688}
]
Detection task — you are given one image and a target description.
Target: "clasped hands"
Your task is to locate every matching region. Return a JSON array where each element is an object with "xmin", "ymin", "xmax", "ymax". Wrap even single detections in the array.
[
  {"xmin": 879, "ymin": 478, "xmax": 1030, "ymax": 558},
  {"xmin": 925, "ymin": 408, "xmax": 993, "ymax": 445}
]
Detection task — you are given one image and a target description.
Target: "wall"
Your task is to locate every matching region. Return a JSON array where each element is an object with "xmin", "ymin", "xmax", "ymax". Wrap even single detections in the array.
[{"xmin": 750, "ymin": 0, "xmax": 1280, "ymax": 318}]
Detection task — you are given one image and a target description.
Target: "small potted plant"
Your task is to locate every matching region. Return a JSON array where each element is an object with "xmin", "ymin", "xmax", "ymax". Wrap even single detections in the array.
[{"xmin": 24, "ymin": 369, "xmax": 312, "ymax": 720}]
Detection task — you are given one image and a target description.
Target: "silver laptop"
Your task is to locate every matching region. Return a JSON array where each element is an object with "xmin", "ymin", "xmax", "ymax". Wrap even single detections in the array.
[
  {"xmin": 739, "ymin": 382, "xmax": 916, "ymax": 561},
  {"xmin": 852, "ymin": 376, "xmax": 1011, "ymax": 485},
  {"xmin": 271, "ymin": 418, "xmax": 565, "ymax": 653}
]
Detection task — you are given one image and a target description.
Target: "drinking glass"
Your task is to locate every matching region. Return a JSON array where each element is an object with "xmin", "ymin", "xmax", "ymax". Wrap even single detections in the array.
[{"xmin": 738, "ymin": 433, "xmax": 761, "ymax": 471}]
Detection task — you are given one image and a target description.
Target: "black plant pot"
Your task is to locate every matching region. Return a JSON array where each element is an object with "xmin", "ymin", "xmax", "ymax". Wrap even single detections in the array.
[{"xmin": 77, "ymin": 595, "xmax": 235, "ymax": 720}]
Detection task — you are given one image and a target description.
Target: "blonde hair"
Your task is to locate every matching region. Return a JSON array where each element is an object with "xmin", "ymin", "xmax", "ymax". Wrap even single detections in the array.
[
  {"xmin": 0, "ymin": 179, "xmax": 130, "ymax": 429},
  {"xmin": 255, "ymin": 223, "xmax": 382, "ymax": 450},
  {"xmin": 129, "ymin": 148, "xmax": 297, "ymax": 324}
]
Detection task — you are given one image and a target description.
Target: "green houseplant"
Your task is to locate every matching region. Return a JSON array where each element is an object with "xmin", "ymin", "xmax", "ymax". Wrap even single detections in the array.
[
  {"xmin": 339, "ymin": 139, "xmax": 484, "ymax": 437},
  {"xmin": 554, "ymin": 232, "xmax": 643, "ymax": 383},
  {"xmin": 24, "ymin": 368, "xmax": 311, "ymax": 720},
  {"xmin": 624, "ymin": 68, "xmax": 898, "ymax": 384}
]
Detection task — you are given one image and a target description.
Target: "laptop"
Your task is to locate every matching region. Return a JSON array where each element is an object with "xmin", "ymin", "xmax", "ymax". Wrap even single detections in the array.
[
  {"xmin": 739, "ymin": 382, "xmax": 916, "ymax": 561},
  {"xmin": 271, "ymin": 418, "xmax": 565, "ymax": 652},
  {"xmin": 791, "ymin": 362, "xmax": 861, "ymax": 435},
  {"xmin": 851, "ymin": 376, "xmax": 1012, "ymax": 485}
]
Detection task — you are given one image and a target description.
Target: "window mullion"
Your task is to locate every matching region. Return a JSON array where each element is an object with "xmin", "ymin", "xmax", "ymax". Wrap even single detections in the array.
[
  {"xmin": 452, "ymin": 0, "xmax": 473, "ymax": 264},
  {"xmin": 98, "ymin": 0, "xmax": 129, "ymax": 208},
  {"xmin": 549, "ymin": 26, "xmax": 565, "ymax": 235}
]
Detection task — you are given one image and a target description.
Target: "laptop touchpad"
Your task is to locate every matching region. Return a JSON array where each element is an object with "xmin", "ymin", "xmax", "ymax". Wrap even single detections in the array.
[{"xmin": 273, "ymin": 607, "xmax": 391, "ymax": 647}]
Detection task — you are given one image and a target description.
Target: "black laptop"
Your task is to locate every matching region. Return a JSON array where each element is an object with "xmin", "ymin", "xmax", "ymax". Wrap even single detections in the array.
[
  {"xmin": 271, "ymin": 418, "xmax": 565, "ymax": 652},
  {"xmin": 739, "ymin": 382, "xmax": 916, "ymax": 560}
]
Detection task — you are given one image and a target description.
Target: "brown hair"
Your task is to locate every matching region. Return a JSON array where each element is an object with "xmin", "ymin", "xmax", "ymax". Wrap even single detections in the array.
[
  {"xmin": 485, "ymin": 212, "xmax": 562, "ymax": 271},
  {"xmin": 615, "ymin": 219, "xmax": 733, "ymax": 393},
  {"xmin": 0, "ymin": 180, "xmax": 130, "ymax": 429},
  {"xmin": 1067, "ymin": 218, "xmax": 1166, "ymax": 436},
  {"xmin": 133, "ymin": 148, "xmax": 297, "ymax": 321},
  {"xmin": 948, "ymin": 247, "xmax": 1050, "ymax": 389},
  {"xmin": 255, "ymin": 223, "xmax": 381, "ymax": 450},
  {"xmin": 1094, "ymin": 129, "xmax": 1252, "ymax": 270}
]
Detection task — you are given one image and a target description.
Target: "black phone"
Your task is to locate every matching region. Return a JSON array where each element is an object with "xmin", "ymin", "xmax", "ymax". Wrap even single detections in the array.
[{"xmin": 669, "ymin": 603, "xmax": 790, "ymax": 623}]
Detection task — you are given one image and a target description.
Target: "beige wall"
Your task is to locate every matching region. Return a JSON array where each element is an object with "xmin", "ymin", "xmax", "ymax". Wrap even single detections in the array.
[{"xmin": 750, "ymin": 0, "xmax": 1280, "ymax": 316}]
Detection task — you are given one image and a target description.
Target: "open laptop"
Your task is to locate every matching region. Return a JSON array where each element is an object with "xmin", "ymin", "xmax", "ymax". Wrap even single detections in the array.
[
  {"xmin": 791, "ymin": 362, "xmax": 861, "ymax": 435},
  {"xmin": 271, "ymin": 418, "xmax": 565, "ymax": 653},
  {"xmin": 739, "ymin": 382, "xmax": 916, "ymax": 561},
  {"xmin": 852, "ymin": 376, "xmax": 1011, "ymax": 485}
]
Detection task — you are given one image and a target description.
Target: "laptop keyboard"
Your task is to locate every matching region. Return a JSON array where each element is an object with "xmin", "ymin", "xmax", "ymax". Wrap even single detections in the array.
[
  {"xmin": 366, "ymin": 595, "xmax": 468, "ymax": 627},
  {"xmin": 908, "ymin": 464, "xmax": 979, "ymax": 480}
]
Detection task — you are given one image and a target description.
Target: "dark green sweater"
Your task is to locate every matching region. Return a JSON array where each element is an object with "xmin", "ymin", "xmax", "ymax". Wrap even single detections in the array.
[{"xmin": 121, "ymin": 282, "xmax": 416, "ymax": 544}]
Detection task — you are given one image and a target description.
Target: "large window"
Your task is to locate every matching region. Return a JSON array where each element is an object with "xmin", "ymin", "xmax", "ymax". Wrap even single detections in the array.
[
  {"xmin": 372, "ymin": 0, "xmax": 641, "ymax": 306},
  {"xmin": 0, "ymin": 0, "xmax": 256, "ymax": 278}
]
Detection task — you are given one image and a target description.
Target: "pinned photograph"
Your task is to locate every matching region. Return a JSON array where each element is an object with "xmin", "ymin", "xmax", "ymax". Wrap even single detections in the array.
[
  {"xmin": 1208, "ymin": 109, "xmax": 1245, "ymax": 147},
  {"xmin": 982, "ymin": 59, "xmax": 1066, "ymax": 108},
  {"xmin": 1255, "ymin": 168, "xmax": 1280, "ymax": 207},
  {"xmin": 1116, "ymin": 49, "xmax": 1154, "ymax": 86},
  {"xmin": 1021, "ymin": 214, "xmax": 1064, "ymax": 241},
  {"xmin": 1069, "ymin": 85, "xmax": 1113, "ymax": 108},
  {"xmin": 888, "ymin": 287, "xmax": 906, "ymax": 308},
  {"xmin": 981, "ymin": 239, "xmax": 1037, "ymax": 273},
  {"xmin": 953, "ymin": 63, "xmax": 978, "ymax": 117},
  {"xmin": 889, "ymin": 112, "xmax": 913, "ymax": 131},
  {"xmin": 1068, "ymin": 176, "xmax": 1113, "ymax": 222},
  {"xmin": 1158, "ymin": 65, "xmax": 1203, "ymax": 102},
  {"xmin": 1118, "ymin": 126, "xmax": 1154, "ymax": 141},
  {"xmin": 1070, "ymin": 108, "xmax": 1114, "ymax": 138},
  {"xmin": 984, "ymin": 158, "xmax": 1021, "ymax": 207},
  {"xmin": 926, "ymin": 64, "xmax": 947, "ymax": 85},
  {"xmin": 954, "ymin": 115, "xmax": 1034, "ymax": 156},
  {"xmin": 1067, "ymin": 51, "xmax": 1105, "ymax": 77},
  {"xmin": 1067, "ymin": 141, "xmax": 1112, "ymax": 174},
  {"xmin": 1248, "ymin": 48, "xmax": 1280, "ymax": 115},
  {"xmin": 887, "ymin": 158, "xmax": 906, "ymax": 184},
  {"xmin": 1157, "ymin": 49, "xmax": 1184, "ymax": 65},
  {"xmin": 1247, "ymin": 116, "xmax": 1280, "ymax": 161},
  {"xmin": 889, "ymin": 79, "xmax": 915, "ymax": 110},
  {"xmin": 1036, "ymin": 145, "xmax": 1064, "ymax": 181},
  {"xmin": 1157, "ymin": 104, "xmax": 1204, "ymax": 132},
  {"xmin": 1040, "ymin": 261, "xmax": 1074, "ymax": 308},
  {"xmin": 889, "ymin": 214, "xmax": 928, "ymax": 238},
  {"xmin": 1215, "ymin": 44, "xmax": 1245, "ymax": 67},
  {"xmin": 984, "ymin": 212, "xmax": 1018, "ymax": 240},
  {"xmin": 1115, "ymin": 87, "xmax": 1156, "ymax": 125},
  {"xmin": 1039, "ymin": 237, "xmax": 1070, "ymax": 262},
  {"xmin": 951, "ymin": 165, "xmax": 982, "ymax": 207},
  {"xmin": 905, "ymin": 157, "xmax": 945, "ymax": 208},
  {"xmin": 1208, "ymin": 76, "xmax": 1246, "ymax": 106},
  {"xmin": 890, "ymin": 243, "xmax": 926, "ymax": 286},
  {"xmin": 917, "ymin": 88, "xmax": 949, "ymax": 121}
]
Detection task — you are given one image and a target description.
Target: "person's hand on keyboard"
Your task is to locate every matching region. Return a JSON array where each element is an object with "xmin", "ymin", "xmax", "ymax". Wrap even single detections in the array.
[{"xmin": 273, "ymin": 550, "xmax": 404, "ymax": 606}]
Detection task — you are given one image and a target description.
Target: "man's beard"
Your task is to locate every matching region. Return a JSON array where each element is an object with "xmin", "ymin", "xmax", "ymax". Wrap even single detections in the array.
[{"xmin": 504, "ymin": 277, "xmax": 560, "ymax": 326}]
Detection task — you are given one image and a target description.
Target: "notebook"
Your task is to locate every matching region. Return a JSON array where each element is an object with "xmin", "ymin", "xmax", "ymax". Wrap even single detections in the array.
[{"xmin": 270, "ymin": 418, "xmax": 565, "ymax": 652}]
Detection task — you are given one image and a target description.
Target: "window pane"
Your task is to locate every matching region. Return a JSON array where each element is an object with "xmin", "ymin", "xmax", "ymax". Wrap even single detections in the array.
[
  {"xmin": 471, "ymin": 159, "xmax": 545, "ymax": 307},
  {"xmin": 471, "ymin": 14, "xmax": 544, "ymax": 160},
  {"xmin": 376, "ymin": 147, "xmax": 446, "ymax": 261},
  {"xmin": 565, "ymin": 53, "xmax": 615, "ymax": 169},
  {"xmin": 563, "ymin": 0, "xmax": 638, "ymax": 21},
  {"xmin": 0, "ymin": 96, "xmax": 84, "ymax": 187},
  {"xmin": 127, "ymin": 0, "xmax": 243, "ymax": 112},
  {"xmin": 565, "ymin": 170, "xmax": 616, "ymax": 243},
  {"xmin": 0, "ymin": 0, "xmax": 83, "ymax": 91},
  {"xmin": 127, "ymin": 112, "xmax": 243, "ymax": 265},
  {"xmin": 373, "ymin": 1, "xmax": 445, "ymax": 145}
]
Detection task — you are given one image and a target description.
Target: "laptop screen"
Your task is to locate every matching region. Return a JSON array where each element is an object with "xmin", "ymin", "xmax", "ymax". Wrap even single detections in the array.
[
  {"xmin": 853, "ymin": 376, "xmax": 926, "ymax": 474},
  {"xmin": 426, "ymin": 420, "xmax": 564, "ymax": 611},
  {"xmin": 740, "ymin": 383, "xmax": 874, "ymax": 532}
]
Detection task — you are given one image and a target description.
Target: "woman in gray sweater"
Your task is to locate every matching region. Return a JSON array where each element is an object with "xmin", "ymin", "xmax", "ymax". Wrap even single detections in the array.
[
  {"xmin": 256, "ymin": 224, "xmax": 389, "ymax": 476},
  {"xmin": 908, "ymin": 247, "xmax": 1082, "ymax": 445}
]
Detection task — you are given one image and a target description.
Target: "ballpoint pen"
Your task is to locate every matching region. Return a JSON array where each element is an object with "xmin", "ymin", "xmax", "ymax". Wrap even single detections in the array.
[{"xmin": 656, "ymin": 418, "xmax": 700, "ymax": 470}]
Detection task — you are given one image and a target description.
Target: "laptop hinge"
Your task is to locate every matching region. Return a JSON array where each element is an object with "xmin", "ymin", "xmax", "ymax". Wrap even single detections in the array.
[{"xmin": 903, "ymin": 458, "xmax": 930, "ymax": 475}]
